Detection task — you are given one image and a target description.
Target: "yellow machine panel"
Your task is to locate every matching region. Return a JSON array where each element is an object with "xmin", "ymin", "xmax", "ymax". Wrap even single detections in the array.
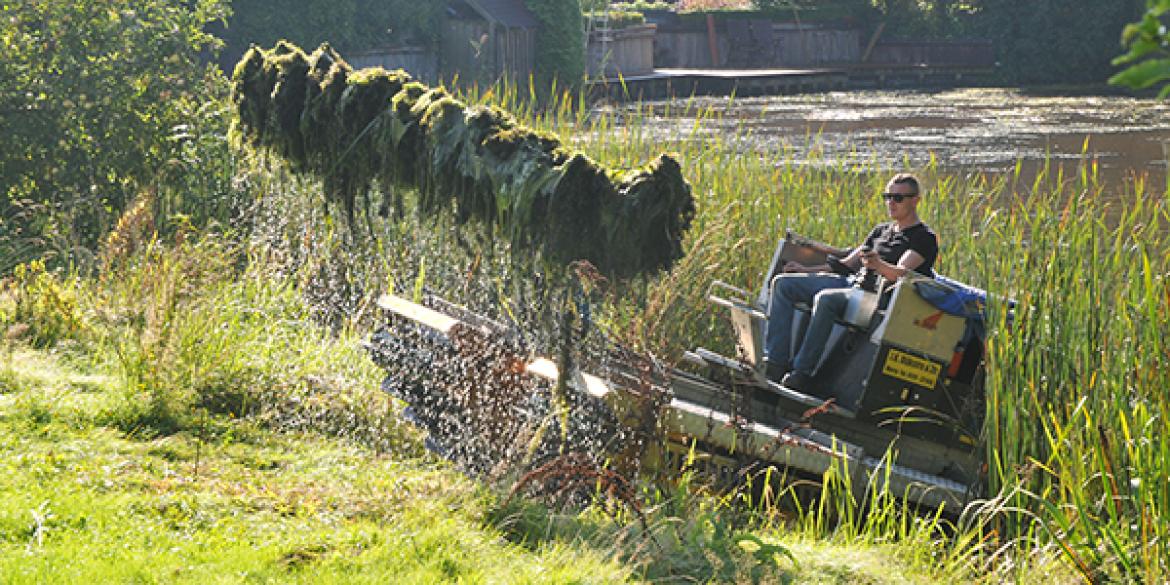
[
  {"xmin": 882, "ymin": 347, "xmax": 943, "ymax": 388},
  {"xmin": 871, "ymin": 277, "xmax": 967, "ymax": 363}
]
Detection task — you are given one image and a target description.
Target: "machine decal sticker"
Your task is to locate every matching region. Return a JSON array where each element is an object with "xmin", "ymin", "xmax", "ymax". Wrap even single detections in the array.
[
  {"xmin": 913, "ymin": 310, "xmax": 945, "ymax": 330},
  {"xmin": 883, "ymin": 348, "xmax": 941, "ymax": 389}
]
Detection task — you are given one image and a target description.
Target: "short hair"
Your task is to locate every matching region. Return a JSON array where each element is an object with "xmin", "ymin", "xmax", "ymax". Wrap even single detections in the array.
[{"xmin": 889, "ymin": 173, "xmax": 920, "ymax": 195}]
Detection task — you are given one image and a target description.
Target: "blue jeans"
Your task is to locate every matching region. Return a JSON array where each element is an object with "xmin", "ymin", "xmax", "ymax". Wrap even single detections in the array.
[{"xmin": 765, "ymin": 273, "xmax": 852, "ymax": 375}]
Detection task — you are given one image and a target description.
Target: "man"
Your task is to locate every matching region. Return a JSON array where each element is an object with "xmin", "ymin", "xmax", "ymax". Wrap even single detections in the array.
[{"xmin": 764, "ymin": 173, "xmax": 939, "ymax": 391}]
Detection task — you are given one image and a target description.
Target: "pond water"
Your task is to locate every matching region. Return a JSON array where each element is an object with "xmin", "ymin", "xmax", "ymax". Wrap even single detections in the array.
[{"xmin": 631, "ymin": 88, "xmax": 1170, "ymax": 194}]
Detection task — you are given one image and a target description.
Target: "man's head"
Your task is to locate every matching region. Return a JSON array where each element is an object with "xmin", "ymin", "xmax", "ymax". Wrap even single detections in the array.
[{"xmin": 883, "ymin": 173, "xmax": 920, "ymax": 221}]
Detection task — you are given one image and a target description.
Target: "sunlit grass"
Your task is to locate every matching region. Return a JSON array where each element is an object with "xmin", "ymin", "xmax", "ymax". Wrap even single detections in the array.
[
  {"xmin": 0, "ymin": 341, "xmax": 635, "ymax": 584},
  {"xmin": 2, "ymin": 75, "xmax": 1166, "ymax": 581}
]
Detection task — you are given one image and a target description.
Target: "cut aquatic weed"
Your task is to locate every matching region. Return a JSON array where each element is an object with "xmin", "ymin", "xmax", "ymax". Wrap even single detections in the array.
[
  {"xmin": 230, "ymin": 41, "xmax": 695, "ymax": 281},
  {"xmin": 506, "ymin": 451, "xmax": 646, "ymax": 531}
]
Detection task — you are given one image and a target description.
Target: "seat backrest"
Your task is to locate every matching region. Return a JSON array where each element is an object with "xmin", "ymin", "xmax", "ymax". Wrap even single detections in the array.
[
  {"xmin": 756, "ymin": 231, "xmax": 849, "ymax": 307},
  {"xmin": 869, "ymin": 276, "xmax": 967, "ymax": 362}
]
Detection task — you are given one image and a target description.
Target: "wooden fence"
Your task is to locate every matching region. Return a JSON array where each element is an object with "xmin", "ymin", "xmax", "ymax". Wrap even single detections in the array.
[
  {"xmin": 346, "ymin": 46, "xmax": 439, "ymax": 82},
  {"xmin": 654, "ymin": 25, "xmax": 862, "ymax": 68},
  {"xmin": 441, "ymin": 19, "xmax": 535, "ymax": 84},
  {"xmin": 587, "ymin": 24, "xmax": 656, "ymax": 77}
]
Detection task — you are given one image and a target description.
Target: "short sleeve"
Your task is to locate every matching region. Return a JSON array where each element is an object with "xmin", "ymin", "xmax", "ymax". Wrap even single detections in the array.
[{"xmin": 909, "ymin": 226, "xmax": 939, "ymax": 271}]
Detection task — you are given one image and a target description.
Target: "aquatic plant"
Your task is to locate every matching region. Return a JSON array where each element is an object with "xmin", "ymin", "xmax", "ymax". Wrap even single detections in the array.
[{"xmin": 230, "ymin": 41, "xmax": 694, "ymax": 280}]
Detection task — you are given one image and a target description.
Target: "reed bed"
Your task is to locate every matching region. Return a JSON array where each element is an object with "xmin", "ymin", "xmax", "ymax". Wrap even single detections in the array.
[
  {"xmin": 444, "ymin": 81, "xmax": 1170, "ymax": 581},
  {"xmin": 217, "ymin": 73, "xmax": 1169, "ymax": 578}
]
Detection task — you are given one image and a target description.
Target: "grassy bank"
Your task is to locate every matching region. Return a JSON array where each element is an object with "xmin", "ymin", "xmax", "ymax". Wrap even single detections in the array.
[
  {"xmin": 1, "ymin": 251, "xmax": 1004, "ymax": 583},
  {"xmin": 0, "ymin": 350, "xmax": 631, "ymax": 583},
  {"xmin": 3, "ymin": 78, "xmax": 1166, "ymax": 582}
]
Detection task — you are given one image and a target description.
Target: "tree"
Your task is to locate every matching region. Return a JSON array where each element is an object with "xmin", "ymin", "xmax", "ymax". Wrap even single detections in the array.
[
  {"xmin": 968, "ymin": 0, "xmax": 1143, "ymax": 85},
  {"xmin": 1110, "ymin": 0, "xmax": 1170, "ymax": 95},
  {"xmin": 0, "ymin": 0, "xmax": 226, "ymax": 269},
  {"xmin": 216, "ymin": 1, "xmax": 443, "ymax": 72}
]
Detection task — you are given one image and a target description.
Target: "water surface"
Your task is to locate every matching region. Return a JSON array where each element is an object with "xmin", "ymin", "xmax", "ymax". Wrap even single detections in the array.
[{"xmin": 627, "ymin": 88, "xmax": 1170, "ymax": 194}]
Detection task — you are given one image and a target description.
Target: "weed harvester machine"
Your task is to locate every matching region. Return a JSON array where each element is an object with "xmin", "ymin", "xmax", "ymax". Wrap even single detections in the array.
[
  {"xmin": 367, "ymin": 232, "xmax": 994, "ymax": 512},
  {"xmin": 228, "ymin": 41, "xmax": 992, "ymax": 513}
]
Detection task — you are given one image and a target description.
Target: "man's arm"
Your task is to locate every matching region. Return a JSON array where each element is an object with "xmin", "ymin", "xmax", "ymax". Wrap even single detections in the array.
[
  {"xmin": 861, "ymin": 249, "xmax": 925, "ymax": 281},
  {"xmin": 782, "ymin": 260, "xmax": 829, "ymax": 273},
  {"xmin": 784, "ymin": 246, "xmax": 866, "ymax": 274},
  {"xmin": 861, "ymin": 223, "xmax": 938, "ymax": 281}
]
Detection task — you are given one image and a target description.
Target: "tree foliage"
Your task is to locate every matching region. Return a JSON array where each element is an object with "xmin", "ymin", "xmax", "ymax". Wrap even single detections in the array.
[
  {"xmin": 0, "ymin": 0, "xmax": 227, "ymax": 270},
  {"xmin": 1111, "ymin": 0, "xmax": 1170, "ymax": 95},
  {"xmin": 523, "ymin": 0, "xmax": 586, "ymax": 86},
  {"xmin": 963, "ymin": 0, "xmax": 1143, "ymax": 84},
  {"xmin": 758, "ymin": 1, "xmax": 1143, "ymax": 85},
  {"xmin": 217, "ymin": 0, "xmax": 443, "ymax": 70}
]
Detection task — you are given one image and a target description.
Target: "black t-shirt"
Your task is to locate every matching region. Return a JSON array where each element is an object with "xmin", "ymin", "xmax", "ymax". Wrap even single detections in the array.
[{"xmin": 862, "ymin": 221, "xmax": 938, "ymax": 277}]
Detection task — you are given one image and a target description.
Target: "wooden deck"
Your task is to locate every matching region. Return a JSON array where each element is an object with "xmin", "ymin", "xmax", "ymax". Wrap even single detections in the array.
[
  {"xmin": 588, "ymin": 64, "xmax": 995, "ymax": 100},
  {"xmin": 588, "ymin": 68, "xmax": 850, "ymax": 100}
]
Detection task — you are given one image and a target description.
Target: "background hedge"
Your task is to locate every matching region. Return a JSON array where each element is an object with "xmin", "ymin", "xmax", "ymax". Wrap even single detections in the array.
[
  {"xmin": 523, "ymin": 0, "xmax": 586, "ymax": 87},
  {"xmin": 215, "ymin": 0, "xmax": 443, "ymax": 73}
]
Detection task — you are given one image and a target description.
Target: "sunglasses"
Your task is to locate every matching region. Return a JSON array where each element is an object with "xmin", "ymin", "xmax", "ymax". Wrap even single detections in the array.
[{"xmin": 882, "ymin": 192, "xmax": 918, "ymax": 203}]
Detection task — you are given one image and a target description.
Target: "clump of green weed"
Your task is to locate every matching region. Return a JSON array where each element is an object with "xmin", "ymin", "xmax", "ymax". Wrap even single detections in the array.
[
  {"xmin": 92, "ymin": 233, "xmax": 237, "ymax": 435},
  {"xmin": 1, "ymin": 260, "xmax": 86, "ymax": 349},
  {"xmin": 88, "ymin": 229, "xmax": 414, "ymax": 451}
]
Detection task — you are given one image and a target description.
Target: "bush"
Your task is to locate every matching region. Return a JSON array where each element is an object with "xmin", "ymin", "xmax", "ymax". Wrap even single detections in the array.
[
  {"xmin": 0, "ymin": 1, "xmax": 226, "ymax": 271},
  {"xmin": 1, "ymin": 261, "xmax": 85, "ymax": 349}
]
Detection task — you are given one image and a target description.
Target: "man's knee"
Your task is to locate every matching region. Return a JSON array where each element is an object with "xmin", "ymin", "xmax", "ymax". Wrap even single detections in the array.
[
  {"xmin": 769, "ymin": 274, "xmax": 795, "ymax": 308},
  {"xmin": 812, "ymin": 289, "xmax": 849, "ymax": 315},
  {"xmin": 772, "ymin": 274, "xmax": 807, "ymax": 300},
  {"xmin": 770, "ymin": 273, "xmax": 791, "ymax": 293}
]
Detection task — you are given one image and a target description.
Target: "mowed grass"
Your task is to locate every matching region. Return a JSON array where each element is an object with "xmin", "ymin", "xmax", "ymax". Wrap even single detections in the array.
[{"xmin": 0, "ymin": 348, "xmax": 633, "ymax": 584}]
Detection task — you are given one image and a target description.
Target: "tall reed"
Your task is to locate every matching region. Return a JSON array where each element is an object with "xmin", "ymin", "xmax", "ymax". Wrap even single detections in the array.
[
  {"xmin": 450, "ymin": 83, "xmax": 1169, "ymax": 580},
  {"xmin": 226, "ymin": 76, "xmax": 1168, "ymax": 580}
]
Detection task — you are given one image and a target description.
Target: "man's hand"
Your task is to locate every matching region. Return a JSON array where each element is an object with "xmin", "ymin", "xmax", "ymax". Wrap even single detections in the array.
[{"xmin": 859, "ymin": 248, "xmax": 884, "ymax": 270}]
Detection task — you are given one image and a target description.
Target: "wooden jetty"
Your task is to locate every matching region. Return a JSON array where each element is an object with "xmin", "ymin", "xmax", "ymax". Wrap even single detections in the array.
[
  {"xmin": 588, "ymin": 67, "xmax": 849, "ymax": 100},
  {"xmin": 588, "ymin": 63, "xmax": 994, "ymax": 101},
  {"xmin": 586, "ymin": 34, "xmax": 996, "ymax": 101}
]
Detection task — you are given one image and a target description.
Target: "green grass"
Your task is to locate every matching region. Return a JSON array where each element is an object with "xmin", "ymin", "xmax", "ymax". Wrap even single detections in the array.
[
  {"xmin": 0, "ymin": 348, "xmax": 635, "ymax": 584},
  {"xmin": 0, "ymin": 270, "xmax": 1001, "ymax": 584}
]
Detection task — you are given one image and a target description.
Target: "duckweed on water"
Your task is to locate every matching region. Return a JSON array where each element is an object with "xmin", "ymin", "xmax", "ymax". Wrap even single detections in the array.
[{"xmin": 231, "ymin": 41, "xmax": 695, "ymax": 280}]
